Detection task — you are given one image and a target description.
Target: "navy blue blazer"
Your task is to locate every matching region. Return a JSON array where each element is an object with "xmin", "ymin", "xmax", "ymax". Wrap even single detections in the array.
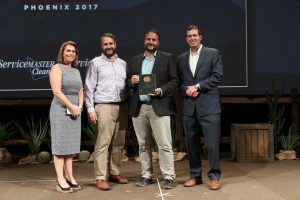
[
  {"xmin": 177, "ymin": 46, "xmax": 223, "ymax": 117},
  {"xmin": 127, "ymin": 50, "xmax": 179, "ymax": 117}
]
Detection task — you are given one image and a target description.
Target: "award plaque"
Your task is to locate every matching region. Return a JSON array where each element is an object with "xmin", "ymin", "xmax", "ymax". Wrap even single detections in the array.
[{"xmin": 139, "ymin": 74, "xmax": 156, "ymax": 95}]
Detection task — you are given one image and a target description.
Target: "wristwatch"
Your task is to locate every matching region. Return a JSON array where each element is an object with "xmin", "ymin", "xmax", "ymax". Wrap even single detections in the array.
[{"xmin": 195, "ymin": 83, "xmax": 200, "ymax": 91}]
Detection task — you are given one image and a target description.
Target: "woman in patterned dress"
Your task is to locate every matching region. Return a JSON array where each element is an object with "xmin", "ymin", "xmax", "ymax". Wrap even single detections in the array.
[{"xmin": 49, "ymin": 41, "xmax": 83, "ymax": 193}]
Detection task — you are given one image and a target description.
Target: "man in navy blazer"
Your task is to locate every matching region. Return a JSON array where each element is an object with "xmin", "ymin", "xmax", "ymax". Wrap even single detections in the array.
[
  {"xmin": 127, "ymin": 28, "xmax": 178, "ymax": 189},
  {"xmin": 177, "ymin": 25, "xmax": 223, "ymax": 190}
]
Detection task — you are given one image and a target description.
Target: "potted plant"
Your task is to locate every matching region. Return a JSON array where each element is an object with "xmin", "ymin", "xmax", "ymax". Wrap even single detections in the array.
[
  {"xmin": 15, "ymin": 116, "xmax": 50, "ymax": 165},
  {"xmin": 266, "ymin": 81, "xmax": 286, "ymax": 153},
  {"xmin": 0, "ymin": 121, "xmax": 18, "ymax": 147},
  {"xmin": 0, "ymin": 121, "xmax": 18, "ymax": 164},
  {"xmin": 275, "ymin": 127, "xmax": 299, "ymax": 160}
]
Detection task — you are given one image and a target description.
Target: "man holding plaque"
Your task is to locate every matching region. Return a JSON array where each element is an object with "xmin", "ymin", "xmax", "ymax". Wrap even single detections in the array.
[
  {"xmin": 177, "ymin": 25, "xmax": 223, "ymax": 190},
  {"xmin": 127, "ymin": 28, "xmax": 178, "ymax": 189}
]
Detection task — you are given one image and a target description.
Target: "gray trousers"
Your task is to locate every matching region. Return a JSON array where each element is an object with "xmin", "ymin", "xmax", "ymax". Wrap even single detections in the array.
[
  {"xmin": 132, "ymin": 104, "xmax": 175, "ymax": 180},
  {"xmin": 94, "ymin": 103, "xmax": 127, "ymax": 180}
]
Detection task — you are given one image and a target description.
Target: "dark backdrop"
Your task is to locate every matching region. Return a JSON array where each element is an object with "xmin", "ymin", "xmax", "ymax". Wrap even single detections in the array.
[
  {"xmin": 0, "ymin": 0, "xmax": 299, "ymax": 97},
  {"xmin": 0, "ymin": 0, "xmax": 246, "ymax": 98},
  {"xmin": 222, "ymin": 0, "xmax": 300, "ymax": 95}
]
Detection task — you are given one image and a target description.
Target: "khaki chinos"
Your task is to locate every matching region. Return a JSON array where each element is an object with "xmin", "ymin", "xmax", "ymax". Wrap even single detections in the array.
[{"xmin": 94, "ymin": 103, "xmax": 128, "ymax": 180}]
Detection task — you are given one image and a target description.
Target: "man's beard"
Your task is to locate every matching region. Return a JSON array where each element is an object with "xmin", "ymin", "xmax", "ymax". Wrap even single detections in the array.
[
  {"xmin": 103, "ymin": 49, "xmax": 116, "ymax": 58},
  {"xmin": 145, "ymin": 45, "xmax": 157, "ymax": 53}
]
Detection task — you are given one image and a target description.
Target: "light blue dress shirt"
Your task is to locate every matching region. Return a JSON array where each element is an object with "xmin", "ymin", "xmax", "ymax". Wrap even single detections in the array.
[{"xmin": 139, "ymin": 52, "xmax": 156, "ymax": 101}]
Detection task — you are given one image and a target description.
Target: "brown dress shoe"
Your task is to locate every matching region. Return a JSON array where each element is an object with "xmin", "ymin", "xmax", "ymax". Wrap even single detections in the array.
[
  {"xmin": 184, "ymin": 177, "xmax": 203, "ymax": 187},
  {"xmin": 108, "ymin": 175, "xmax": 128, "ymax": 184},
  {"xmin": 96, "ymin": 180, "xmax": 110, "ymax": 190},
  {"xmin": 209, "ymin": 180, "xmax": 221, "ymax": 190}
]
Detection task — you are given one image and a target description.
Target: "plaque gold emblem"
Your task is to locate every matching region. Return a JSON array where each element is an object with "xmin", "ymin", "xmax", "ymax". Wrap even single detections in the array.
[
  {"xmin": 139, "ymin": 74, "xmax": 156, "ymax": 95},
  {"xmin": 144, "ymin": 76, "xmax": 151, "ymax": 83}
]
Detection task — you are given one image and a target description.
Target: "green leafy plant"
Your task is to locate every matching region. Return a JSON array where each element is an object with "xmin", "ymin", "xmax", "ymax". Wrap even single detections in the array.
[
  {"xmin": 267, "ymin": 80, "xmax": 286, "ymax": 153},
  {"xmin": 82, "ymin": 123, "xmax": 97, "ymax": 144},
  {"xmin": 280, "ymin": 127, "xmax": 299, "ymax": 151},
  {"xmin": 15, "ymin": 116, "xmax": 50, "ymax": 156},
  {"xmin": 0, "ymin": 121, "xmax": 18, "ymax": 147}
]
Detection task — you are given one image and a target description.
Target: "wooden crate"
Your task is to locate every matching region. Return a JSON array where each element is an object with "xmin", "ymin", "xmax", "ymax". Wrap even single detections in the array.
[{"xmin": 231, "ymin": 123, "xmax": 274, "ymax": 162}]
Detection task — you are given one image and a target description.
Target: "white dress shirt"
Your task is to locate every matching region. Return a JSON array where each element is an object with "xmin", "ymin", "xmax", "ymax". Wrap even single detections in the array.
[{"xmin": 189, "ymin": 44, "xmax": 202, "ymax": 76}]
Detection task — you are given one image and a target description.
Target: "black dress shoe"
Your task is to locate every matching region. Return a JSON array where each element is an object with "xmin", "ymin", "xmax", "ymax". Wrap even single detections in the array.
[
  {"xmin": 136, "ymin": 177, "xmax": 153, "ymax": 187},
  {"xmin": 164, "ymin": 179, "xmax": 175, "ymax": 189}
]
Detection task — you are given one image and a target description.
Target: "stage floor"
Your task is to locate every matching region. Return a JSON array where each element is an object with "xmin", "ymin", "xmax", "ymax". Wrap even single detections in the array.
[{"xmin": 0, "ymin": 158, "xmax": 299, "ymax": 200}]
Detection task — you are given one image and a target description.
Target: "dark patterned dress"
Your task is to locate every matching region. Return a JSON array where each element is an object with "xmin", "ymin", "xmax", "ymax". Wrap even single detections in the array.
[{"xmin": 50, "ymin": 64, "xmax": 82, "ymax": 155}]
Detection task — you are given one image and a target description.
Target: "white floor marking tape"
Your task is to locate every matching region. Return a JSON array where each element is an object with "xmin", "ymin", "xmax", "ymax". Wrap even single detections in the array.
[{"xmin": 154, "ymin": 178, "xmax": 173, "ymax": 199}]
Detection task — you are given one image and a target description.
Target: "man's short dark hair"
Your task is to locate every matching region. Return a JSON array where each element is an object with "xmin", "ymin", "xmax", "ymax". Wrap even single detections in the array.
[
  {"xmin": 145, "ymin": 28, "xmax": 160, "ymax": 40},
  {"xmin": 101, "ymin": 33, "xmax": 117, "ymax": 43},
  {"xmin": 186, "ymin": 25, "xmax": 202, "ymax": 37}
]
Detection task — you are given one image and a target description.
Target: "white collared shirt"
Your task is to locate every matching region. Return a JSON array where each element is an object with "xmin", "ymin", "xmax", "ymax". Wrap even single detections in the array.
[{"xmin": 189, "ymin": 44, "xmax": 202, "ymax": 76}]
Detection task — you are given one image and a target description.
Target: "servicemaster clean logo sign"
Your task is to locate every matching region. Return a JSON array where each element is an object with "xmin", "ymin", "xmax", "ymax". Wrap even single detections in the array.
[
  {"xmin": 22, "ymin": 0, "xmax": 101, "ymax": 11},
  {"xmin": 0, "ymin": 58, "xmax": 89, "ymax": 81}
]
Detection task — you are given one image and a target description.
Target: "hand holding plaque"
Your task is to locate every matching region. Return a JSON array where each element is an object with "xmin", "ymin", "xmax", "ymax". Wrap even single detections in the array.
[{"xmin": 139, "ymin": 74, "xmax": 156, "ymax": 95}]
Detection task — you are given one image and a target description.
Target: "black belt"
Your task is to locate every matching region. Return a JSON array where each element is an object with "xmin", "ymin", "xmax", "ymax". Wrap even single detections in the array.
[{"xmin": 139, "ymin": 101, "xmax": 151, "ymax": 105}]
